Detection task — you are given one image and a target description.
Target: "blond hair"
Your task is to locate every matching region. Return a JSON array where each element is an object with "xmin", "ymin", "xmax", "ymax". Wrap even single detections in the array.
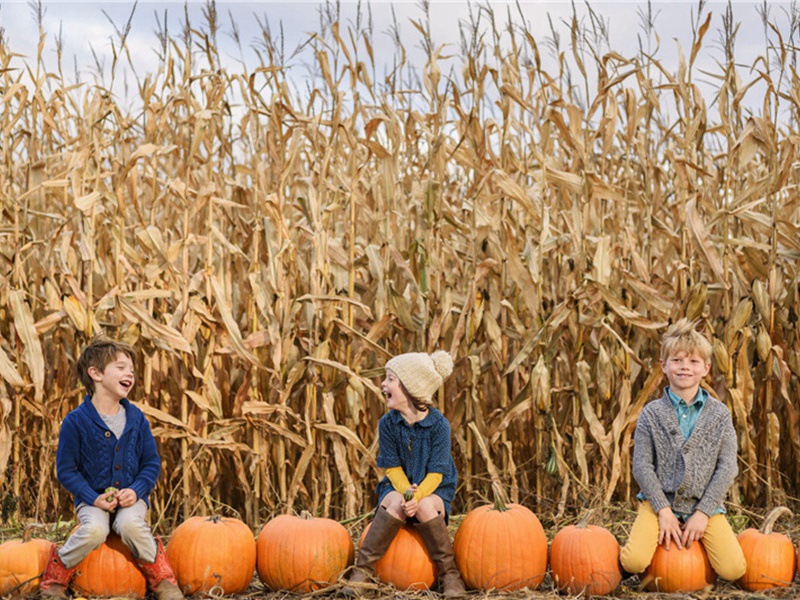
[{"xmin": 660, "ymin": 318, "xmax": 712, "ymax": 362}]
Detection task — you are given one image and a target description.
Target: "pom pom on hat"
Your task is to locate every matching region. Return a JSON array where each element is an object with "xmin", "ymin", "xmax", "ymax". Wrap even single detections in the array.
[{"xmin": 385, "ymin": 350, "xmax": 454, "ymax": 405}]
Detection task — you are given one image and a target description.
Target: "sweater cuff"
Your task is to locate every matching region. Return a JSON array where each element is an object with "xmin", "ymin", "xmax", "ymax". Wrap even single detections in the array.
[
  {"xmin": 413, "ymin": 473, "xmax": 443, "ymax": 502},
  {"xmin": 129, "ymin": 483, "xmax": 148, "ymax": 504},
  {"xmin": 647, "ymin": 494, "xmax": 671, "ymax": 514},
  {"xmin": 385, "ymin": 467, "xmax": 412, "ymax": 494},
  {"xmin": 80, "ymin": 490, "xmax": 100, "ymax": 508},
  {"xmin": 695, "ymin": 497, "xmax": 719, "ymax": 517}
]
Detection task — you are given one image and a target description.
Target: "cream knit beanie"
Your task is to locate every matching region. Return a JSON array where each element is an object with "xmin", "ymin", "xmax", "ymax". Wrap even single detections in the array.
[{"xmin": 385, "ymin": 350, "xmax": 454, "ymax": 405}]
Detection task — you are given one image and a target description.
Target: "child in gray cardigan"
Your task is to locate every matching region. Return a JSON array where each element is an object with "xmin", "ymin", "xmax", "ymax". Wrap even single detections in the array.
[{"xmin": 620, "ymin": 319, "xmax": 746, "ymax": 582}]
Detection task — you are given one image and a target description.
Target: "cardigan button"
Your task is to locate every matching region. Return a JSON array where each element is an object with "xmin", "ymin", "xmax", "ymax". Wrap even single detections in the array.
[
  {"xmin": 104, "ymin": 431, "xmax": 111, "ymax": 438},
  {"xmin": 115, "ymin": 465, "xmax": 121, "ymax": 470}
]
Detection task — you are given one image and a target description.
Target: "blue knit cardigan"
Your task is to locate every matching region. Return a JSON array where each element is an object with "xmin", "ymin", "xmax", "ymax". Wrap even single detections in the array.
[{"xmin": 56, "ymin": 396, "xmax": 161, "ymax": 507}]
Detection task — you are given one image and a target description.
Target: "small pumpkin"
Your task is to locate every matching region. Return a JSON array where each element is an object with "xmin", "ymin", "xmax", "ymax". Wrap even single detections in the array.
[
  {"xmin": 738, "ymin": 506, "xmax": 796, "ymax": 591},
  {"xmin": 452, "ymin": 487, "xmax": 548, "ymax": 591},
  {"xmin": 0, "ymin": 524, "xmax": 53, "ymax": 595},
  {"xmin": 358, "ymin": 524, "xmax": 436, "ymax": 590},
  {"xmin": 642, "ymin": 541, "xmax": 716, "ymax": 593},
  {"xmin": 256, "ymin": 511, "xmax": 354, "ymax": 592},
  {"xmin": 72, "ymin": 532, "xmax": 147, "ymax": 598},
  {"xmin": 550, "ymin": 510, "xmax": 621, "ymax": 596},
  {"xmin": 166, "ymin": 515, "xmax": 256, "ymax": 595}
]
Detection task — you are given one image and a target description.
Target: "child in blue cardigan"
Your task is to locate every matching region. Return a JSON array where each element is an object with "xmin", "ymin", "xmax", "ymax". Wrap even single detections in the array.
[{"xmin": 40, "ymin": 338, "xmax": 183, "ymax": 600}]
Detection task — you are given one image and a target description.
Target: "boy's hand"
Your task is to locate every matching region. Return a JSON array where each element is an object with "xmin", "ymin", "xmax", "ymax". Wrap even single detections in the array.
[
  {"xmin": 657, "ymin": 507, "xmax": 683, "ymax": 550},
  {"xmin": 116, "ymin": 488, "xmax": 139, "ymax": 508},
  {"xmin": 681, "ymin": 510, "xmax": 709, "ymax": 548},
  {"xmin": 94, "ymin": 493, "xmax": 119, "ymax": 512}
]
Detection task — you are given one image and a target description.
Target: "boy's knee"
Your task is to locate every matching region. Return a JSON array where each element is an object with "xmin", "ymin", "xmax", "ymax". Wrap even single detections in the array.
[
  {"xmin": 619, "ymin": 546, "xmax": 650, "ymax": 574},
  {"xmin": 116, "ymin": 518, "xmax": 149, "ymax": 541},
  {"xmin": 80, "ymin": 522, "xmax": 110, "ymax": 548},
  {"xmin": 714, "ymin": 556, "xmax": 747, "ymax": 582}
]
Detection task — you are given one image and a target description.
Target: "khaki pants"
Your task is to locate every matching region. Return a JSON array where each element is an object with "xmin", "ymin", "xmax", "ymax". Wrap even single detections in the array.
[
  {"xmin": 620, "ymin": 501, "xmax": 746, "ymax": 581},
  {"xmin": 59, "ymin": 500, "xmax": 157, "ymax": 568}
]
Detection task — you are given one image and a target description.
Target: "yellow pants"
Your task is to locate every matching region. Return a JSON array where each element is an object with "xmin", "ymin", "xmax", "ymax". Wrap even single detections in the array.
[{"xmin": 620, "ymin": 501, "xmax": 746, "ymax": 581}]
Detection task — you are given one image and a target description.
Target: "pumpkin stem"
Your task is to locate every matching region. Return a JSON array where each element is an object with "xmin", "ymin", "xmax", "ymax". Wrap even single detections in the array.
[
  {"xmin": 22, "ymin": 522, "xmax": 46, "ymax": 543},
  {"xmin": 208, "ymin": 515, "xmax": 223, "ymax": 524},
  {"xmin": 491, "ymin": 481, "xmax": 510, "ymax": 512},
  {"xmin": 760, "ymin": 506, "xmax": 793, "ymax": 535},
  {"xmin": 576, "ymin": 510, "xmax": 594, "ymax": 529},
  {"xmin": 300, "ymin": 510, "xmax": 314, "ymax": 520}
]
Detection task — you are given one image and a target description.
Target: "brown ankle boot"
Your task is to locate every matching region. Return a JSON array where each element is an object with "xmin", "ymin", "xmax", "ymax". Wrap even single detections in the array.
[
  {"xmin": 415, "ymin": 516, "xmax": 466, "ymax": 597},
  {"xmin": 341, "ymin": 507, "xmax": 404, "ymax": 595},
  {"xmin": 40, "ymin": 544, "xmax": 78, "ymax": 600},
  {"xmin": 135, "ymin": 537, "xmax": 184, "ymax": 600}
]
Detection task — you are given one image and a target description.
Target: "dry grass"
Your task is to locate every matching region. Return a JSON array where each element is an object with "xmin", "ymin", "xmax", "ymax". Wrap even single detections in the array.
[{"xmin": 0, "ymin": 1, "xmax": 799, "ymax": 537}]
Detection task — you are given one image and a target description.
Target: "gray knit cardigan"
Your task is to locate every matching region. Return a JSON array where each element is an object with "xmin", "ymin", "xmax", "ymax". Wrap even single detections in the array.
[{"xmin": 631, "ymin": 388, "xmax": 738, "ymax": 516}]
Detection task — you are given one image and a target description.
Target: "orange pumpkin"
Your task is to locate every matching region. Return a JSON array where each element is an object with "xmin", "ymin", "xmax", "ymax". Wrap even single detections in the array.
[
  {"xmin": 166, "ymin": 515, "xmax": 256, "ymax": 595},
  {"xmin": 0, "ymin": 524, "xmax": 53, "ymax": 595},
  {"xmin": 358, "ymin": 524, "xmax": 436, "ymax": 590},
  {"xmin": 550, "ymin": 510, "xmax": 621, "ymax": 596},
  {"xmin": 72, "ymin": 533, "xmax": 147, "ymax": 598},
  {"xmin": 738, "ymin": 506, "xmax": 796, "ymax": 591},
  {"xmin": 453, "ymin": 494, "xmax": 548, "ymax": 591},
  {"xmin": 642, "ymin": 541, "xmax": 716, "ymax": 593},
  {"xmin": 257, "ymin": 511, "xmax": 354, "ymax": 592}
]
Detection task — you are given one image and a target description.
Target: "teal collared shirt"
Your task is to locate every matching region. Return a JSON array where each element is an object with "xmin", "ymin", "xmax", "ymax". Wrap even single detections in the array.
[{"xmin": 667, "ymin": 387, "xmax": 707, "ymax": 439}]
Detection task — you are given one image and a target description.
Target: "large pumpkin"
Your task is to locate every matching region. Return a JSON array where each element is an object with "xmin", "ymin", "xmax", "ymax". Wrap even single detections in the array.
[
  {"xmin": 257, "ymin": 512, "xmax": 354, "ymax": 592},
  {"xmin": 72, "ymin": 533, "xmax": 147, "ymax": 598},
  {"xmin": 643, "ymin": 541, "xmax": 716, "ymax": 593},
  {"xmin": 738, "ymin": 506, "xmax": 796, "ymax": 591},
  {"xmin": 453, "ymin": 495, "xmax": 548, "ymax": 591},
  {"xmin": 550, "ymin": 510, "xmax": 621, "ymax": 596},
  {"xmin": 358, "ymin": 524, "xmax": 436, "ymax": 590},
  {"xmin": 166, "ymin": 515, "xmax": 256, "ymax": 595},
  {"xmin": 0, "ymin": 524, "xmax": 53, "ymax": 595}
]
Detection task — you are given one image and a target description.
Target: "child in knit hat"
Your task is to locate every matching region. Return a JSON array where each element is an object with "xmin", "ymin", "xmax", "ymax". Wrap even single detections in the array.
[{"xmin": 344, "ymin": 350, "xmax": 466, "ymax": 597}]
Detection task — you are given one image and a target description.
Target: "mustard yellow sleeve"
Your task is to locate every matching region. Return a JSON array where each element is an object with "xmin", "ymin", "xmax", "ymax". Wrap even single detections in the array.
[
  {"xmin": 385, "ymin": 466, "xmax": 412, "ymax": 493},
  {"xmin": 413, "ymin": 472, "xmax": 443, "ymax": 502}
]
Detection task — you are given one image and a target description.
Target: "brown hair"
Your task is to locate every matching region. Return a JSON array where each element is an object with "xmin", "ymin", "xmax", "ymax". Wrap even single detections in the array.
[
  {"xmin": 399, "ymin": 381, "xmax": 430, "ymax": 413},
  {"xmin": 77, "ymin": 337, "xmax": 136, "ymax": 394},
  {"xmin": 660, "ymin": 318, "xmax": 712, "ymax": 363}
]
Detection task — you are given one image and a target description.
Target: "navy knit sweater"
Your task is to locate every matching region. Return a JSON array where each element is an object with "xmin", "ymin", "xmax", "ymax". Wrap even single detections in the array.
[{"xmin": 56, "ymin": 396, "xmax": 161, "ymax": 507}]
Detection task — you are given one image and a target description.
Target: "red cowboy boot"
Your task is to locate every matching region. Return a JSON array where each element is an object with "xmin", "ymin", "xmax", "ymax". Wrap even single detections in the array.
[
  {"xmin": 40, "ymin": 544, "xmax": 79, "ymax": 600},
  {"xmin": 135, "ymin": 537, "xmax": 184, "ymax": 600}
]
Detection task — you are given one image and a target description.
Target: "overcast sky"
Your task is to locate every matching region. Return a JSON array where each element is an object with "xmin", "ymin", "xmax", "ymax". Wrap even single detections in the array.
[{"xmin": 0, "ymin": 1, "xmax": 796, "ymax": 118}]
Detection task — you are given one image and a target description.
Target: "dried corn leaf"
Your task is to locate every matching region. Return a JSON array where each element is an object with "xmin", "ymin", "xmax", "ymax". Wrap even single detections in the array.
[
  {"xmin": 208, "ymin": 275, "xmax": 259, "ymax": 366},
  {"xmin": 0, "ymin": 341, "xmax": 24, "ymax": 387},
  {"xmin": 119, "ymin": 299, "xmax": 193, "ymax": 354},
  {"xmin": 686, "ymin": 198, "xmax": 731, "ymax": 289},
  {"xmin": 10, "ymin": 291, "xmax": 45, "ymax": 401}
]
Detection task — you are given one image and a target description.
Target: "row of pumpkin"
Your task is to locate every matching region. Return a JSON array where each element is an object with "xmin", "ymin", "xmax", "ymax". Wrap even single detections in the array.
[{"xmin": 1, "ymin": 502, "xmax": 797, "ymax": 596}]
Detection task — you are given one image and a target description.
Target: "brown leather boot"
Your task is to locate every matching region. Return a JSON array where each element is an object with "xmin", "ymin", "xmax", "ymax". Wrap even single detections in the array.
[
  {"xmin": 135, "ymin": 537, "xmax": 184, "ymax": 600},
  {"xmin": 415, "ymin": 516, "xmax": 466, "ymax": 597},
  {"xmin": 40, "ymin": 544, "xmax": 78, "ymax": 600},
  {"xmin": 341, "ymin": 507, "xmax": 404, "ymax": 596}
]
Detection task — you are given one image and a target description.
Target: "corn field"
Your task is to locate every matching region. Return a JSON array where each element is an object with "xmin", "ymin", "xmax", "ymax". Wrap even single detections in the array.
[{"xmin": 1, "ymin": 2, "xmax": 800, "ymax": 532}]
